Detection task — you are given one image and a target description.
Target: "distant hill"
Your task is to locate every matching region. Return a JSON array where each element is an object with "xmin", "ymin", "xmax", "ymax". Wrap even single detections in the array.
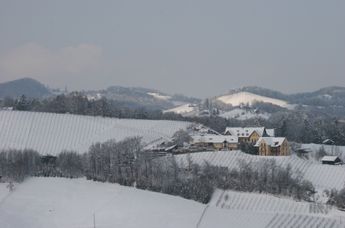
[
  {"xmin": 289, "ymin": 86, "xmax": 345, "ymax": 107},
  {"xmin": 0, "ymin": 78, "xmax": 51, "ymax": 98},
  {"xmin": 215, "ymin": 86, "xmax": 345, "ymax": 108},
  {"xmin": 216, "ymin": 91, "xmax": 290, "ymax": 108},
  {"xmin": 86, "ymin": 86, "xmax": 201, "ymax": 110}
]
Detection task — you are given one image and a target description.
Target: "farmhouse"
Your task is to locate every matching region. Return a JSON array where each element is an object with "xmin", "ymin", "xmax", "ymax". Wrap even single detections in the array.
[
  {"xmin": 191, "ymin": 134, "xmax": 238, "ymax": 151},
  {"xmin": 321, "ymin": 156, "xmax": 342, "ymax": 165},
  {"xmin": 224, "ymin": 127, "xmax": 275, "ymax": 144},
  {"xmin": 255, "ymin": 137, "xmax": 289, "ymax": 156}
]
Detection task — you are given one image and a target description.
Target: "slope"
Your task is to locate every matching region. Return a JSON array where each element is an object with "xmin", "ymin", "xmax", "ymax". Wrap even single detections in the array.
[
  {"xmin": 176, "ymin": 151, "xmax": 345, "ymax": 190},
  {"xmin": 0, "ymin": 111, "xmax": 191, "ymax": 155}
]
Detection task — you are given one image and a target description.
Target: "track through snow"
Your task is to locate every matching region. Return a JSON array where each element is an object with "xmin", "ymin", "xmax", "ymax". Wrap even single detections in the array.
[{"xmin": 0, "ymin": 111, "xmax": 191, "ymax": 155}]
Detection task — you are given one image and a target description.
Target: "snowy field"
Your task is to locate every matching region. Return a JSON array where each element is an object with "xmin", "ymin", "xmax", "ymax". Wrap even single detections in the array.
[
  {"xmin": 0, "ymin": 178, "xmax": 205, "ymax": 228},
  {"xmin": 301, "ymin": 143, "xmax": 345, "ymax": 161},
  {"xmin": 0, "ymin": 111, "xmax": 191, "ymax": 155},
  {"xmin": 0, "ymin": 178, "xmax": 343, "ymax": 228},
  {"xmin": 176, "ymin": 151, "xmax": 345, "ymax": 190}
]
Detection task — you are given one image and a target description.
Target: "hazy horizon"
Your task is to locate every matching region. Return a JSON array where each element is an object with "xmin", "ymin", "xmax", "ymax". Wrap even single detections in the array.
[{"xmin": 1, "ymin": 0, "xmax": 344, "ymax": 98}]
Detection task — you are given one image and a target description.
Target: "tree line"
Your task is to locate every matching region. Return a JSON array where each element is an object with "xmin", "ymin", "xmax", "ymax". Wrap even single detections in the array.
[
  {"xmin": 2, "ymin": 93, "xmax": 345, "ymax": 145},
  {"xmin": 0, "ymin": 137, "xmax": 319, "ymax": 204}
]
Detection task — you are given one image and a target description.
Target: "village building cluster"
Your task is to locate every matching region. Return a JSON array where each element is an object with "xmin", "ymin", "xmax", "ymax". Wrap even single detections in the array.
[{"xmin": 190, "ymin": 126, "xmax": 289, "ymax": 156}]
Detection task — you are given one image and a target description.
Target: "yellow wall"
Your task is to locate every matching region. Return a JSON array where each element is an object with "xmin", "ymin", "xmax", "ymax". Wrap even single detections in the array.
[
  {"xmin": 248, "ymin": 131, "xmax": 260, "ymax": 144},
  {"xmin": 258, "ymin": 139, "xmax": 289, "ymax": 156}
]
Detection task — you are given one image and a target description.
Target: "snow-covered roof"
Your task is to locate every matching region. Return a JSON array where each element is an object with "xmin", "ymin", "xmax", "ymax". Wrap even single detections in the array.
[
  {"xmin": 192, "ymin": 134, "xmax": 238, "ymax": 144},
  {"xmin": 322, "ymin": 139, "xmax": 335, "ymax": 144},
  {"xmin": 255, "ymin": 137, "xmax": 286, "ymax": 148},
  {"xmin": 266, "ymin": 129, "xmax": 275, "ymax": 137},
  {"xmin": 321, "ymin": 156, "xmax": 340, "ymax": 162},
  {"xmin": 224, "ymin": 127, "xmax": 266, "ymax": 137}
]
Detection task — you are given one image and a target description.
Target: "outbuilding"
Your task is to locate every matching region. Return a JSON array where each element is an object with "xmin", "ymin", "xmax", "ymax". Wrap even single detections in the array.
[{"xmin": 321, "ymin": 156, "xmax": 342, "ymax": 165}]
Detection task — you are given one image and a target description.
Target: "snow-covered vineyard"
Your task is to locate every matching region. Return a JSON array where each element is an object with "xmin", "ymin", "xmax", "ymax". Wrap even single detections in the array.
[
  {"xmin": 211, "ymin": 190, "xmax": 332, "ymax": 215},
  {"xmin": 0, "ymin": 178, "xmax": 343, "ymax": 228},
  {"xmin": 0, "ymin": 111, "xmax": 191, "ymax": 155},
  {"xmin": 176, "ymin": 151, "xmax": 345, "ymax": 190}
]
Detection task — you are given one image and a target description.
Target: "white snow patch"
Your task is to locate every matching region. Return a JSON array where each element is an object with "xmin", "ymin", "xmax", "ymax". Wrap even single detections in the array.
[
  {"xmin": 147, "ymin": 92, "xmax": 171, "ymax": 100},
  {"xmin": 164, "ymin": 103, "xmax": 199, "ymax": 116}
]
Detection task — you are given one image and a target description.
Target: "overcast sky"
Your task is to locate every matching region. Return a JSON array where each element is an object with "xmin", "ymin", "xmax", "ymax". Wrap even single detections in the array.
[{"xmin": 0, "ymin": 0, "xmax": 344, "ymax": 98}]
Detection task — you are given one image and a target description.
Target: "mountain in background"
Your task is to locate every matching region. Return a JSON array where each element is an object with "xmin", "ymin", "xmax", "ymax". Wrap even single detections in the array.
[
  {"xmin": 0, "ymin": 77, "xmax": 52, "ymax": 98},
  {"xmin": 2, "ymin": 77, "xmax": 345, "ymax": 115},
  {"xmin": 215, "ymin": 86, "xmax": 345, "ymax": 108}
]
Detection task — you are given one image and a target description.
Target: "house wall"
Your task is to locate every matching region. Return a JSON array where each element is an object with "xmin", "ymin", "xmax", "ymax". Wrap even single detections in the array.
[
  {"xmin": 213, "ymin": 143, "xmax": 224, "ymax": 150},
  {"xmin": 239, "ymin": 131, "xmax": 261, "ymax": 144},
  {"xmin": 248, "ymin": 131, "xmax": 261, "ymax": 144},
  {"xmin": 258, "ymin": 139, "xmax": 289, "ymax": 156},
  {"xmin": 227, "ymin": 143, "xmax": 238, "ymax": 151},
  {"xmin": 259, "ymin": 141, "xmax": 270, "ymax": 156},
  {"xmin": 280, "ymin": 140, "xmax": 289, "ymax": 156}
]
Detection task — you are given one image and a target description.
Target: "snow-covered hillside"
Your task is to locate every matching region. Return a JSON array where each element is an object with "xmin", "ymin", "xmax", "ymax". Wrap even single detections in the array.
[
  {"xmin": 217, "ymin": 91, "xmax": 290, "ymax": 108},
  {"xmin": 176, "ymin": 151, "xmax": 345, "ymax": 190},
  {"xmin": 219, "ymin": 108, "xmax": 271, "ymax": 120},
  {"xmin": 0, "ymin": 111, "xmax": 191, "ymax": 155},
  {"xmin": 163, "ymin": 103, "xmax": 199, "ymax": 116},
  {"xmin": 1, "ymin": 178, "xmax": 343, "ymax": 228}
]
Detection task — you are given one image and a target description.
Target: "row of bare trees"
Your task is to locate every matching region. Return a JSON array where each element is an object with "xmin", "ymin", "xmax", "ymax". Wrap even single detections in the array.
[{"xmin": 0, "ymin": 137, "xmax": 317, "ymax": 204}]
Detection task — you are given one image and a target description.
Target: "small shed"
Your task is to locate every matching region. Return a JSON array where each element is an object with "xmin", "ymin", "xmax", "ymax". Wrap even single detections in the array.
[{"xmin": 321, "ymin": 156, "xmax": 342, "ymax": 165}]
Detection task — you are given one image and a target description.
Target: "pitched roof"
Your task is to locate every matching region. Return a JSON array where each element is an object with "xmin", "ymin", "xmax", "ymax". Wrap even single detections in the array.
[
  {"xmin": 255, "ymin": 137, "xmax": 286, "ymax": 147},
  {"xmin": 192, "ymin": 134, "xmax": 238, "ymax": 144},
  {"xmin": 321, "ymin": 156, "xmax": 340, "ymax": 162},
  {"xmin": 266, "ymin": 129, "xmax": 275, "ymax": 137},
  {"xmin": 224, "ymin": 127, "xmax": 266, "ymax": 137}
]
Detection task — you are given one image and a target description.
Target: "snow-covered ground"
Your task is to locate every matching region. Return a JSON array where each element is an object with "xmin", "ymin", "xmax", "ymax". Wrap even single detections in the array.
[
  {"xmin": 0, "ymin": 178, "xmax": 205, "ymax": 228},
  {"xmin": 0, "ymin": 111, "xmax": 191, "ymax": 155},
  {"xmin": 1, "ymin": 178, "xmax": 343, "ymax": 228},
  {"xmin": 201, "ymin": 209, "xmax": 344, "ymax": 228},
  {"xmin": 219, "ymin": 108, "xmax": 271, "ymax": 120},
  {"xmin": 0, "ymin": 182, "xmax": 10, "ymax": 204},
  {"xmin": 301, "ymin": 143, "xmax": 345, "ymax": 161},
  {"xmin": 176, "ymin": 151, "xmax": 345, "ymax": 191},
  {"xmin": 216, "ymin": 91, "xmax": 292, "ymax": 108},
  {"xmin": 210, "ymin": 189, "xmax": 332, "ymax": 215}
]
